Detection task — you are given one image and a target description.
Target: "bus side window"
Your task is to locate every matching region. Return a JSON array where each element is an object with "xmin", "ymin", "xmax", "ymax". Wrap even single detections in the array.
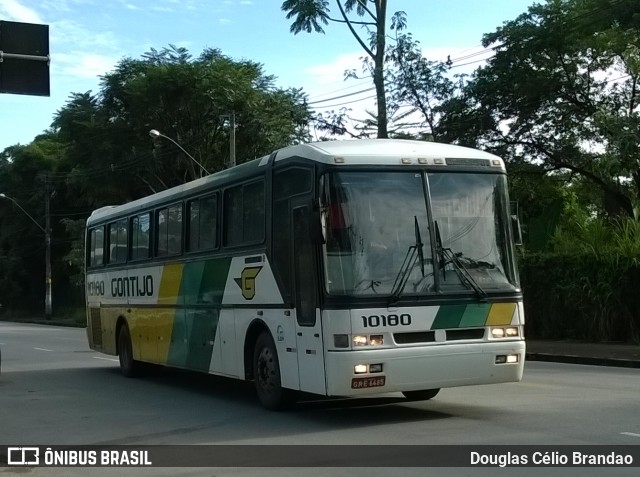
[
  {"xmin": 188, "ymin": 194, "xmax": 218, "ymax": 252},
  {"xmin": 130, "ymin": 213, "xmax": 151, "ymax": 261},
  {"xmin": 88, "ymin": 226, "xmax": 104, "ymax": 267},
  {"xmin": 107, "ymin": 219, "xmax": 128, "ymax": 264},
  {"xmin": 157, "ymin": 203, "xmax": 183, "ymax": 257},
  {"xmin": 223, "ymin": 180, "xmax": 265, "ymax": 247}
]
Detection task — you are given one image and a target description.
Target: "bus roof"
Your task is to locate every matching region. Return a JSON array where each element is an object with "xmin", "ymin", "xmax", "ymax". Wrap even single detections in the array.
[
  {"xmin": 87, "ymin": 139, "xmax": 503, "ymax": 226},
  {"xmin": 274, "ymin": 139, "xmax": 502, "ymax": 165}
]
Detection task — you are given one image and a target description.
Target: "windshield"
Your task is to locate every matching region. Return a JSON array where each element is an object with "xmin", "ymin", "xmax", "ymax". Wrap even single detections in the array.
[
  {"xmin": 321, "ymin": 171, "xmax": 517, "ymax": 297},
  {"xmin": 430, "ymin": 172, "xmax": 517, "ymax": 292}
]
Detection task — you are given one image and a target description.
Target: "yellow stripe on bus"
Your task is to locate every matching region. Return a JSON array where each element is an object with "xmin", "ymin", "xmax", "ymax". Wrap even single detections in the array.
[
  {"xmin": 156, "ymin": 264, "xmax": 184, "ymax": 364},
  {"xmin": 158, "ymin": 263, "xmax": 184, "ymax": 305},
  {"xmin": 486, "ymin": 303, "xmax": 516, "ymax": 326}
]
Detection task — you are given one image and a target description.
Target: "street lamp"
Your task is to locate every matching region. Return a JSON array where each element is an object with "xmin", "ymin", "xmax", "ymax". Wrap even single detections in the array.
[
  {"xmin": 148, "ymin": 129, "xmax": 210, "ymax": 175},
  {"xmin": 0, "ymin": 193, "xmax": 52, "ymax": 319}
]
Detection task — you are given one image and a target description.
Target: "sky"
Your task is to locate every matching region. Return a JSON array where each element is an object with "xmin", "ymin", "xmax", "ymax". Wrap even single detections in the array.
[{"xmin": 0, "ymin": 0, "xmax": 537, "ymax": 151}]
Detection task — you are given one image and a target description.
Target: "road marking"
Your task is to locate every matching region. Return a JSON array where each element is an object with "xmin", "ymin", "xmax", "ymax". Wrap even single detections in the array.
[
  {"xmin": 621, "ymin": 432, "xmax": 640, "ymax": 438},
  {"xmin": 93, "ymin": 356, "xmax": 119, "ymax": 362},
  {"xmin": 34, "ymin": 347, "xmax": 54, "ymax": 352}
]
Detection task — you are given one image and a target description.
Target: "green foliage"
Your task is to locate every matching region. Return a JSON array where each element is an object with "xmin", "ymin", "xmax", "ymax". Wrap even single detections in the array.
[
  {"xmin": 452, "ymin": 0, "xmax": 640, "ymax": 218},
  {"xmin": 520, "ymin": 251, "xmax": 640, "ymax": 343},
  {"xmin": 53, "ymin": 46, "xmax": 311, "ymax": 203},
  {"xmin": 61, "ymin": 218, "xmax": 86, "ymax": 289},
  {"xmin": 0, "ymin": 46, "xmax": 311, "ymax": 316},
  {"xmin": 521, "ymin": 212, "xmax": 640, "ymax": 342}
]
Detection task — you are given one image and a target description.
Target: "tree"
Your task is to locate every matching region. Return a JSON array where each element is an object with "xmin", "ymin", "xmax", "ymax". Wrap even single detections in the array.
[
  {"xmin": 384, "ymin": 31, "xmax": 457, "ymax": 140},
  {"xmin": 52, "ymin": 46, "xmax": 311, "ymax": 202},
  {"xmin": 282, "ymin": 0, "xmax": 405, "ymax": 139},
  {"xmin": 0, "ymin": 46, "xmax": 312, "ymax": 314},
  {"xmin": 447, "ymin": 0, "xmax": 640, "ymax": 217}
]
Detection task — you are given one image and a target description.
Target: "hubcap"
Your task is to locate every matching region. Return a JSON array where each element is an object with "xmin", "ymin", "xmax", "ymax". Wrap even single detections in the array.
[{"xmin": 257, "ymin": 348, "xmax": 275, "ymax": 392}]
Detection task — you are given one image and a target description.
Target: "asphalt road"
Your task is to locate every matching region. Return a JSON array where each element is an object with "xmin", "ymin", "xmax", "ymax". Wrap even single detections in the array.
[{"xmin": 1, "ymin": 321, "xmax": 639, "ymax": 477}]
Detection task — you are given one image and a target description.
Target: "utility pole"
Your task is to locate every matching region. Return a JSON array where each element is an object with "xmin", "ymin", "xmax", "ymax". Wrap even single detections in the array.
[
  {"xmin": 220, "ymin": 112, "xmax": 237, "ymax": 168},
  {"xmin": 230, "ymin": 111, "xmax": 236, "ymax": 168},
  {"xmin": 44, "ymin": 177, "xmax": 52, "ymax": 319}
]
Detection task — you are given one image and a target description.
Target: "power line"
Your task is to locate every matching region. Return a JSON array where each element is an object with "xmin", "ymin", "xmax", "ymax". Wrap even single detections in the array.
[{"xmin": 307, "ymin": 87, "xmax": 376, "ymax": 105}]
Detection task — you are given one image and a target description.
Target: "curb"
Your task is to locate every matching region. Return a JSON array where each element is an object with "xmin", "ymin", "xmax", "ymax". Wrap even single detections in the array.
[{"xmin": 526, "ymin": 352, "xmax": 640, "ymax": 369}]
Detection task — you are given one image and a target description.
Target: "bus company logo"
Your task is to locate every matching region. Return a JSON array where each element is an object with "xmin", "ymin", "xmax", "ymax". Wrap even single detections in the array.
[
  {"xmin": 234, "ymin": 266, "xmax": 263, "ymax": 300},
  {"xmin": 7, "ymin": 447, "xmax": 40, "ymax": 466}
]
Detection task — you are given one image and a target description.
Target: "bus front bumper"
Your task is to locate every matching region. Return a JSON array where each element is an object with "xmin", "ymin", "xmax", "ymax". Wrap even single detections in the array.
[{"xmin": 324, "ymin": 340, "xmax": 525, "ymax": 397}]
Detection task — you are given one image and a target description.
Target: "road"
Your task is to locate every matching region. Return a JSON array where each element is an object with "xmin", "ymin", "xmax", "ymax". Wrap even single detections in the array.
[{"xmin": 0, "ymin": 321, "xmax": 638, "ymax": 477}]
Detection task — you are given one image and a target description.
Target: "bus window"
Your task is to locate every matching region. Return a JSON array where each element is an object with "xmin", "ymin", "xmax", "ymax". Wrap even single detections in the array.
[
  {"xmin": 130, "ymin": 212, "xmax": 151, "ymax": 261},
  {"xmin": 188, "ymin": 194, "xmax": 218, "ymax": 252},
  {"xmin": 108, "ymin": 219, "xmax": 128, "ymax": 264},
  {"xmin": 157, "ymin": 203, "xmax": 183, "ymax": 257},
  {"xmin": 88, "ymin": 226, "xmax": 104, "ymax": 267},
  {"xmin": 223, "ymin": 180, "xmax": 264, "ymax": 247}
]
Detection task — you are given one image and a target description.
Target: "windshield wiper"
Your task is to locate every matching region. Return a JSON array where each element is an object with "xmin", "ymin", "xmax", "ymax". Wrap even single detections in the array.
[
  {"xmin": 434, "ymin": 220, "xmax": 487, "ymax": 299},
  {"xmin": 389, "ymin": 216, "xmax": 425, "ymax": 304}
]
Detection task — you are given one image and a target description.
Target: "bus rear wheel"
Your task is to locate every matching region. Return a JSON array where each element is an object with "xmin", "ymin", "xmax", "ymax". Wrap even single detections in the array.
[
  {"xmin": 402, "ymin": 389, "xmax": 440, "ymax": 401},
  {"xmin": 118, "ymin": 324, "xmax": 141, "ymax": 378},
  {"xmin": 253, "ymin": 332, "xmax": 292, "ymax": 411}
]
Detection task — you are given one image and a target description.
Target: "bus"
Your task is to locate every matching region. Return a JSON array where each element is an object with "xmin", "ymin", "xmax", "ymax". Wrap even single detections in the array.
[{"xmin": 85, "ymin": 139, "xmax": 525, "ymax": 410}]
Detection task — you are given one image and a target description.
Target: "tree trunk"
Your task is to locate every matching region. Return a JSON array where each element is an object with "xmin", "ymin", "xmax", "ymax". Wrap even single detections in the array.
[{"xmin": 374, "ymin": 0, "xmax": 388, "ymax": 139}]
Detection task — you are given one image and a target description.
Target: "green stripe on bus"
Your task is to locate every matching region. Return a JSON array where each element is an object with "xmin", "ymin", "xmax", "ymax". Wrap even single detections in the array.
[
  {"xmin": 167, "ymin": 257, "xmax": 232, "ymax": 370},
  {"xmin": 459, "ymin": 303, "xmax": 491, "ymax": 327},
  {"xmin": 431, "ymin": 305, "xmax": 466, "ymax": 329},
  {"xmin": 199, "ymin": 257, "xmax": 233, "ymax": 305}
]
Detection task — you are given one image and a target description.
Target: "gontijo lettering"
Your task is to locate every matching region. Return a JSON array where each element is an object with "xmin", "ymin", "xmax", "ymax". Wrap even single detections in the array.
[{"xmin": 110, "ymin": 275, "xmax": 154, "ymax": 297}]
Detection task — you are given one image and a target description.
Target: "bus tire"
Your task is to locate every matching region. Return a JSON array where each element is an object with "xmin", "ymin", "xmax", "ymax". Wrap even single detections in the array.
[
  {"xmin": 118, "ymin": 324, "xmax": 141, "ymax": 378},
  {"xmin": 402, "ymin": 389, "xmax": 440, "ymax": 401},
  {"xmin": 253, "ymin": 332, "xmax": 292, "ymax": 411}
]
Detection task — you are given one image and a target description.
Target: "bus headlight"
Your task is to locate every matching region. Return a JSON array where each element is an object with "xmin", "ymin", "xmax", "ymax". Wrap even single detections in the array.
[
  {"xmin": 354, "ymin": 364, "xmax": 368, "ymax": 374},
  {"xmin": 505, "ymin": 327, "xmax": 519, "ymax": 337},
  {"xmin": 496, "ymin": 354, "xmax": 519, "ymax": 364},
  {"xmin": 369, "ymin": 335, "xmax": 384, "ymax": 346},
  {"xmin": 491, "ymin": 326, "xmax": 520, "ymax": 339},
  {"xmin": 352, "ymin": 335, "xmax": 384, "ymax": 346},
  {"xmin": 353, "ymin": 335, "xmax": 368, "ymax": 346}
]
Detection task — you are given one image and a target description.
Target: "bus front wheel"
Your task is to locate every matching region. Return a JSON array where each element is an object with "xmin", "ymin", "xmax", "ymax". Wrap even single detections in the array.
[
  {"xmin": 253, "ymin": 332, "xmax": 292, "ymax": 411},
  {"xmin": 118, "ymin": 324, "xmax": 141, "ymax": 378},
  {"xmin": 402, "ymin": 389, "xmax": 440, "ymax": 401}
]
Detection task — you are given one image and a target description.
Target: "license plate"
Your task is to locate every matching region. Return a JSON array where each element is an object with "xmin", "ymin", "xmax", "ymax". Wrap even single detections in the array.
[{"xmin": 351, "ymin": 376, "xmax": 386, "ymax": 389}]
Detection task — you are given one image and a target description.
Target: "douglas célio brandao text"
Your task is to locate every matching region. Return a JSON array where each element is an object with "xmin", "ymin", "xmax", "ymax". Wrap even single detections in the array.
[{"xmin": 470, "ymin": 451, "xmax": 634, "ymax": 467}]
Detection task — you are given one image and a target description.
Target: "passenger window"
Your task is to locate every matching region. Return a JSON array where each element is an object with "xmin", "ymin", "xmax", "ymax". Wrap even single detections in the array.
[
  {"xmin": 108, "ymin": 219, "xmax": 128, "ymax": 264},
  {"xmin": 130, "ymin": 213, "xmax": 151, "ymax": 260},
  {"xmin": 223, "ymin": 181, "xmax": 264, "ymax": 246},
  {"xmin": 89, "ymin": 227, "xmax": 104, "ymax": 267},
  {"xmin": 188, "ymin": 194, "xmax": 218, "ymax": 252},
  {"xmin": 157, "ymin": 203, "xmax": 183, "ymax": 256}
]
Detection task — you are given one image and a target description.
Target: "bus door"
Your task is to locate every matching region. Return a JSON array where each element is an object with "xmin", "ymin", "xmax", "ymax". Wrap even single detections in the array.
[{"xmin": 291, "ymin": 203, "xmax": 326, "ymax": 395}]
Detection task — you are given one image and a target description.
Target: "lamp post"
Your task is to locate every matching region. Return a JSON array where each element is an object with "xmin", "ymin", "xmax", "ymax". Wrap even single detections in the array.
[
  {"xmin": 148, "ymin": 129, "xmax": 210, "ymax": 175},
  {"xmin": 0, "ymin": 193, "xmax": 52, "ymax": 319}
]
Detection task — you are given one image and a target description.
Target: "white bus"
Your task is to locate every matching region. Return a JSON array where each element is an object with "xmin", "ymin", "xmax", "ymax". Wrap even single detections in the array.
[{"xmin": 85, "ymin": 139, "xmax": 525, "ymax": 410}]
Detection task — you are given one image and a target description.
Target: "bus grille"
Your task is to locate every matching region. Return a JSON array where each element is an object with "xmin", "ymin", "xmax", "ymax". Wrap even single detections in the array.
[
  {"xmin": 394, "ymin": 328, "xmax": 485, "ymax": 344},
  {"xmin": 90, "ymin": 308, "xmax": 102, "ymax": 347},
  {"xmin": 394, "ymin": 331, "xmax": 436, "ymax": 344},
  {"xmin": 446, "ymin": 328, "xmax": 485, "ymax": 340}
]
